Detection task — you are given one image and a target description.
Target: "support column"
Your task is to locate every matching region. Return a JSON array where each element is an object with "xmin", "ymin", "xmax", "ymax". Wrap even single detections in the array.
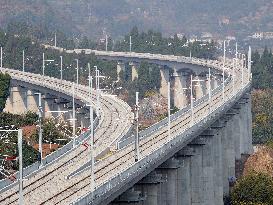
[
  {"xmin": 4, "ymin": 93, "xmax": 13, "ymax": 113},
  {"xmin": 212, "ymin": 131, "xmax": 224, "ymax": 205},
  {"xmin": 130, "ymin": 62, "xmax": 139, "ymax": 81},
  {"xmin": 211, "ymin": 76, "xmax": 219, "ymax": 90},
  {"xmin": 189, "ymin": 140, "xmax": 205, "ymax": 205},
  {"xmin": 201, "ymin": 135, "xmax": 215, "ymax": 205},
  {"xmin": 27, "ymin": 90, "xmax": 38, "ymax": 112},
  {"xmin": 43, "ymin": 94, "xmax": 56, "ymax": 119},
  {"xmin": 226, "ymin": 117, "xmax": 236, "ymax": 193},
  {"xmin": 157, "ymin": 157, "xmax": 180, "ymax": 205},
  {"xmin": 173, "ymin": 69, "xmax": 189, "ymax": 109},
  {"xmin": 232, "ymin": 107, "xmax": 242, "ymax": 160},
  {"xmin": 239, "ymin": 101, "xmax": 248, "ymax": 155},
  {"xmin": 159, "ymin": 66, "xmax": 169, "ymax": 98},
  {"xmin": 136, "ymin": 171, "xmax": 165, "ymax": 205},
  {"xmin": 6, "ymin": 86, "xmax": 27, "ymax": 114},
  {"xmin": 220, "ymin": 118, "xmax": 234, "ymax": 197},
  {"xmin": 194, "ymin": 76, "xmax": 204, "ymax": 100},
  {"xmin": 246, "ymin": 95, "xmax": 253, "ymax": 154},
  {"xmin": 117, "ymin": 61, "xmax": 125, "ymax": 81},
  {"xmin": 176, "ymin": 147, "xmax": 195, "ymax": 205}
]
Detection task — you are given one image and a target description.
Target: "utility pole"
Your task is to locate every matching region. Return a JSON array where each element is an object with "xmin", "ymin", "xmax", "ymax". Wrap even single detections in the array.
[
  {"xmin": 22, "ymin": 50, "xmax": 25, "ymax": 72},
  {"xmin": 105, "ymin": 35, "xmax": 108, "ymax": 51},
  {"xmin": 72, "ymin": 83, "xmax": 76, "ymax": 147},
  {"xmin": 168, "ymin": 78, "xmax": 171, "ymax": 139},
  {"xmin": 134, "ymin": 92, "xmax": 140, "ymax": 162},
  {"xmin": 232, "ymin": 58, "xmax": 235, "ymax": 95},
  {"xmin": 88, "ymin": 63, "xmax": 93, "ymax": 99},
  {"xmin": 36, "ymin": 93, "xmax": 43, "ymax": 167},
  {"xmin": 248, "ymin": 46, "xmax": 252, "ymax": 82},
  {"xmin": 42, "ymin": 53, "xmax": 45, "ymax": 82},
  {"xmin": 54, "ymin": 32, "xmax": 57, "ymax": 47},
  {"xmin": 1, "ymin": 46, "xmax": 3, "ymax": 68},
  {"xmin": 190, "ymin": 75, "xmax": 194, "ymax": 126},
  {"xmin": 223, "ymin": 40, "xmax": 226, "ymax": 66},
  {"xmin": 222, "ymin": 41, "xmax": 226, "ymax": 101},
  {"xmin": 75, "ymin": 59, "xmax": 79, "ymax": 85},
  {"xmin": 42, "ymin": 53, "xmax": 54, "ymax": 84},
  {"xmin": 89, "ymin": 105, "xmax": 95, "ymax": 194},
  {"xmin": 18, "ymin": 129, "xmax": 23, "ymax": 205},
  {"xmin": 94, "ymin": 66, "xmax": 101, "ymax": 118},
  {"xmin": 129, "ymin": 36, "xmax": 132, "ymax": 52},
  {"xmin": 241, "ymin": 54, "xmax": 244, "ymax": 88},
  {"xmin": 208, "ymin": 68, "xmax": 211, "ymax": 114},
  {"xmin": 0, "ymin": 129, "xmax": 24, "ymax": 204},
  {"xmin": 60, "ymin": 56, "xmax": 63, "ymax": 83}
]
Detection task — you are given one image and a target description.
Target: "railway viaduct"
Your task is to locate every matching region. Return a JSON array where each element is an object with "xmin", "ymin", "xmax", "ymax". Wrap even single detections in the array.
[{"xmin": 0, "ymin": 48, "xmax": 253, "ymax": 205}]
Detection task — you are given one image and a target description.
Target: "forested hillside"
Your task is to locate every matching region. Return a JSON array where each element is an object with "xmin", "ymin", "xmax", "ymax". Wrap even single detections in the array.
[{"xmin": 0, "ymin": 0, "xmax": 272, "ymax": 39}]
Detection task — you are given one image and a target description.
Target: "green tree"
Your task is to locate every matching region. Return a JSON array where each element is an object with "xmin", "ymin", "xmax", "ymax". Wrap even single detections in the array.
[
  {"xmin": 231, "ymin": 173, "xmax": 273, "ymax": 205},
  {"xmin": 0, "ymin": 73, "xmax": 11, "ymax": 111}
]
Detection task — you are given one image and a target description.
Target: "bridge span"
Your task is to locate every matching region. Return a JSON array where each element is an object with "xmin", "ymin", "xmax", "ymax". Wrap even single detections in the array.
[{"xmin": 0, "ymin": 48, "xmax": 253, "ymax": 205}]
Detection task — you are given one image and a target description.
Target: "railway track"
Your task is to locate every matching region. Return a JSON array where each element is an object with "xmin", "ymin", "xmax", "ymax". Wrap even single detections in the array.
[{"xmin": 0, "ymin": 56, "xmax": 249, "ymax": 205}]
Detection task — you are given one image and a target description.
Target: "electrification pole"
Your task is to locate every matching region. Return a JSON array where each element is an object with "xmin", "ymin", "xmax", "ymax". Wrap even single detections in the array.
[
  {"xmin": 60, "ymin": 56, "xmax": 63, "ymax": 84},
  {"xmin": 18, "ymin": 129, "xmax": 23, "ymax": 205},
  {"xmin": 72, "ymin": 83, "xmax": 76, "ymax": 147},
  {"xmin": 129, "ymin": 36, "xmax": 132, "ymax": 52},
  {"xmin": 208, "ymin": 68, "xmax": 211, "ymax": 114},
  {"xmin": 190, "ymin": 75, "xmax": 194, "ymax": 126},
  {"xmin": 0, "ymin": 47, "xmax": 2, "ymax": 68},
  {"xmin": 134, "ymin": 92, "xmax": 140, "ymax": 162},
  {"xmin": 22, "ymin": 50, "xmax": 25, "ymax": 72},
  {"xmin": 248, "ymin": 46, "xmax": 252, "ymax": 82},
  {"xmin": 36, "ymin": 93, "xmax": 43, "ymax": 167},
  {"xmin": 168, "ymin": 78, "xmax": 171, "ymax": 139}
]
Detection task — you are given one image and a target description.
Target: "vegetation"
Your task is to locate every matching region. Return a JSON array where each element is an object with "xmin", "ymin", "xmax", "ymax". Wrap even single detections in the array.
[
  {"xmin": 0, "ymin": 0, "xmax": 268, "ymax": 39},
  {"xmin": 252, "ymin": 48, "xmax": 273, "ymax": 89},
  {"xmin": 251, "ymin": 48, "xmax": 273, "ymax": 144},
  {"xmin": 231, "ymin": 172, "xmax": 273, "ymax": 205},
  {"xmin": 252, "ymin": 89, "xmax": 273, "ymax": 144},
  {"xmin": 114, "ymin": 27, "xmax": 216, "ymax": 59},
  {"xmin": 0, "ymin": 73, "xmax": 11, "ymax": 111}
]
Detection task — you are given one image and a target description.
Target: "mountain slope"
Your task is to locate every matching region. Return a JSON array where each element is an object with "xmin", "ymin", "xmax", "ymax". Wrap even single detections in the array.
[{"xmin": 0, "ymin": 0, "xmax": 272, "ymax": 39}]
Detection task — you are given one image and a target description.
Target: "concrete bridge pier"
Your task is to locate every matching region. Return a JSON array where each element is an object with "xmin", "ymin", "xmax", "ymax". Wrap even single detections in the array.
[
  {"xmin": 4, "ymin": 93, "xmax": 13, "ymax": 113},
  {"xmin": 129, "ymin": 62, "xmax": 139, "ymax": 81},
  {"xmin": 211, "ymin": 75, "xmax": 219, "ymax": 91},
  {"xmin": 156, "ymin": 157, "xmax": 181, "ymax": 205},
  {"xmin": 135, "ymin": 171, "xmax": 165, "ymax": 205},
  {"xmin": 200, "ymin": 131, "xmax": 215, "ymax": 205},
  {"xmin": 159, "ymin": 66, "xmax": 169, "ymax": 98},
  {"xmin": 26, "ymin": 90, "xmax": 38, "ymax": 113},
  {"xmin": 117, "ymin": 61, "xmax": 126, "ymax": 81},
  {"xmin": 222, "ymin": 117, "xmax": 236, "ymax": 196},
  {"xmin": 193, "ymin": 76, "xmax": 204, "ymax": 100},
  {"xmin": 176, "ymin": 147, "xmax": 195, "ymax": 205},
  {"xmin": 212, "ymin": 130, "xmax": 224, "ymax": 205},
  {"xmin": 189, "ymin": 138, "xmax": 206, "ymax": 205},
  {"xmin": 4, "ymin": 86, "xmax": 28, "ymax": 114},
  {"xmin": 43, "ymin": 94, "xmax": 56, "ymax": 119},
  {"xmin": 241, "ymin": 94, "xmax": 253, "ymax": 155},
  {"xmin": 77, "ymin": 108, "xmax": 89, "ymax": 130},
  {"xmin": 173, "ymin": 69, "xmax": 189, "ymax": 109},
  {"xmin": 112, "ymin": 188, "xmax": 145, "ymax": 205}
]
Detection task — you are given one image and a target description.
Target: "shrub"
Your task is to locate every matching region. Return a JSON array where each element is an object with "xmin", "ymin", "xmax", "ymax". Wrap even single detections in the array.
[{"xmin": 231, "ymin": 172, "xmax": 273, "ymax": 205}]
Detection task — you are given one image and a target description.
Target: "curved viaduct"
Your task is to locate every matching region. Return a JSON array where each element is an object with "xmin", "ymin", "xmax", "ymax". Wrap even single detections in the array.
[{"xmin": 0, "ymin": 48, "xmax": 253, "ymax": 205}]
